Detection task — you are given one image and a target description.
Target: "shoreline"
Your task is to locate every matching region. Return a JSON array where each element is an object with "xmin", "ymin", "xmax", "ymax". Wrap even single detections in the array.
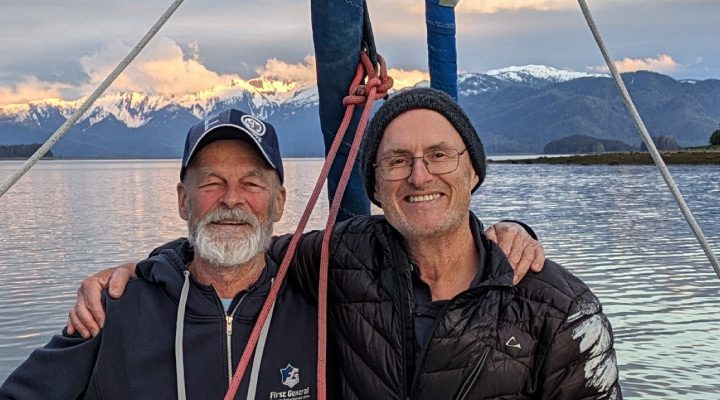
[
  {"xmin": 3, "ymin": 149, "xmax": 720, "ymax": 165},
  {"xmin": 489, "ymin": 148, "xmax": 720, "ymax": 165}
]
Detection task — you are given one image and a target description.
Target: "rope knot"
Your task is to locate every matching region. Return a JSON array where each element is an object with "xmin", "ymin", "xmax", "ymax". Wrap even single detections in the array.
[{"xmin": 343, "ymin": 52, "xmax": 394, "ymax": 107}]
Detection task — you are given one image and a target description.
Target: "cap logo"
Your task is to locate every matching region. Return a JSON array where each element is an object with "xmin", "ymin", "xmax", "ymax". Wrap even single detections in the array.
[
  {"xmin": 241, "ymin": 114, "xmax": 266, "ymax": 138},
  {"xmin": 204, "ymin": 113, "xmax": 221, "ymax": 130}
]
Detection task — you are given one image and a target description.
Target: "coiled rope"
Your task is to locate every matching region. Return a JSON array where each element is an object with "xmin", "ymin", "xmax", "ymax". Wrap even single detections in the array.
[
  {"xmin": 577, "ymin": 0, "xmax": 720, "ymax": 278},
  {"xmin": 223, "ymin": 52, "xmax": 393, "ymax": 400},
  {"xmin": 0, "ymin": 0, "xmax": 186, "ymax": 200}
]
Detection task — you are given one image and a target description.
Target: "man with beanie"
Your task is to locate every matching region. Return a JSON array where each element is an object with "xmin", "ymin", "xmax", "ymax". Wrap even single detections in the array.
[
  {"xmin": 276, "ymin": 87, "xmax": 620, "ymax": 399},
  {"xmin": 64, "ymin": 89, "xmax": 618, "ymax": 399}
]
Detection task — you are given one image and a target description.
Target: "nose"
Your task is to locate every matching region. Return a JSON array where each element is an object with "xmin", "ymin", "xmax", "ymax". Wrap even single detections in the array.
[
  {"xmin": 220, "ymin": 182, "xmax": 246, "ymax": 209},
  {"xmin": 407, "ymin": 157, "xmax": 433, "ymax": 187}
]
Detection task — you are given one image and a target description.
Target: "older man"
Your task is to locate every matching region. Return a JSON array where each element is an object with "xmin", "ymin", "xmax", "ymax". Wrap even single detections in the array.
[
  {"xmin": 0, "ymin": 109, "xmax": 318, "ymax": 399},
  {"xmin": 270, "ymin": 88, "xmax": 622, "ymax": 399},
  {"xmin": 67, "ymin": 88, "xmax": 620, "ymax": 399}
]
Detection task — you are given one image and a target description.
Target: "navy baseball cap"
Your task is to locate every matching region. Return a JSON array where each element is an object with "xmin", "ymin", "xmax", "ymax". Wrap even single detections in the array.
[{"xmin": 180, "ymin": 108, "xmax": 284, "ymax": 183}]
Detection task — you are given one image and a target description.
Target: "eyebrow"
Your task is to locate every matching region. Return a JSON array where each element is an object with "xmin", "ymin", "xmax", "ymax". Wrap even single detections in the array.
[
  {"xmin": 379, "ymin": 142, "xmax": 456, "ymax": 157},
  {"xmin": 197, "ymin": 166, "xmax": 269, "ymax": 181}
]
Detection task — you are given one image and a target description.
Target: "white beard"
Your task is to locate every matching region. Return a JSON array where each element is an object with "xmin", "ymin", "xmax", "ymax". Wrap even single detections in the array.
[{"xmin": 187, "ymin": 207, "xmax": 273, "ymax": 268}]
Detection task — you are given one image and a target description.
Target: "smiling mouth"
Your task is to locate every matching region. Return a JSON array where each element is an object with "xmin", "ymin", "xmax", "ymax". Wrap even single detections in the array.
[
  {"xmin": 213, "ymin": 220, "xmax": 249, "ymax": 226},
  {"xmin": 407, "ymin": 193, "xmax": 441, "ymax": 203}
]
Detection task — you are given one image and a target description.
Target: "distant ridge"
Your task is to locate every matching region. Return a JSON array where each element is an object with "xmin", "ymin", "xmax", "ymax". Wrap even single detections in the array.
[
  {"xmin": 543, "ymin": 134, "xmax": 635, "ymax": 154},
  {"xmin": 1, "ymin": 66, "xmax": 718, "ymax": 157}
]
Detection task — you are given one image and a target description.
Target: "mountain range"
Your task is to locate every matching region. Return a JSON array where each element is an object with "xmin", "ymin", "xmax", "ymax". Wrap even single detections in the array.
[{"xmin": 1, "ymin": 65, "xmax": 718, "ymax": 157}]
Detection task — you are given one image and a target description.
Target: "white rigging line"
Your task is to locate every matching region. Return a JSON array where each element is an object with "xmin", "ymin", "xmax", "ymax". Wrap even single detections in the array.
[
  {"xmin": 0, "ymin": 0, "xmax": 186, "ymax": 199},
  {"xmin": 577, "ymin": 0, "xmax": 720, "ymax": 278}
]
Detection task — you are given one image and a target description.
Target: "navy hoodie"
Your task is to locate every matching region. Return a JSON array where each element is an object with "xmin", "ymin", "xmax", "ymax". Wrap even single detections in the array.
[{"xmin": 0, "ymin": 241, "xmax": 318, "ymax": 400}]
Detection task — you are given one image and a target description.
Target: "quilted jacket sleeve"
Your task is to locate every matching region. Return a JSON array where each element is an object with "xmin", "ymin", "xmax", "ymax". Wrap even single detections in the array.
[{"xmin": 540, "ymin": 290, "xmax": 622, "ymax": 399}]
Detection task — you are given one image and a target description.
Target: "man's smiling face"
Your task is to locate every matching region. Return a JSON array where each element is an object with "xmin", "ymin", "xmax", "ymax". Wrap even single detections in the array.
[
  {"xmin": 178, "ymin": 139, "xmax": 285, "ymax": 267},
  {"xmin": 373, "ymin": 109, "xmax": 479, "ymax": 240}
]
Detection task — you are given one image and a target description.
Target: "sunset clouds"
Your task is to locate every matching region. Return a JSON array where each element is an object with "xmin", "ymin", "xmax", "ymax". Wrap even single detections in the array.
[
  {"xmin": 0, "ymin": 0, "xmax": 717, "ymax": 106},
  {"xmin": 457, "ymin": 0, "xmax": 574, "ymax": 14},
  {"xmin": 0, "ymin": 34, "xmax": 439, "ymax": 107},
  {"xmin": 78, "ymin": 37, "xmax": 244, "ymax": 96},
  {"xmin": 0, "ymin": 77, "xmax": 72, "ymax": 106},
  {"xmin": 590, "ymin": 54, "xmax": 680, "ymax": 74},
  {"xmin": 257, "ymin": 56, "xmax": 316, "ymax": 83}
]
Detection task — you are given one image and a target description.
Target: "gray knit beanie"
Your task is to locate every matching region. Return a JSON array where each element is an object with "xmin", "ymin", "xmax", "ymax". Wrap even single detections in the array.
[{"xmin": 361, "ymin": 87, "xmax": 486, "ymax": 206}]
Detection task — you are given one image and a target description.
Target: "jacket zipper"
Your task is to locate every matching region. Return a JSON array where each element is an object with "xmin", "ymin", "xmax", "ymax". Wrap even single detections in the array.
[
  {"xmin": 391, "ymin": 238, "xmax": 415, "ymax": 400},
  {"xmin": 409, "ymin": 287, "xmax": 494, "ymax": 399},
  {"xmin": 453, "ymin": 346, "xmax": 492, "ymax": 400},
  {"xmin": 226, "ymin": 292, "xmax": 250, "ymax": 385},
  {"xmin": 408, "ymin": 299, "xmax": 455, "ymax": 399}
]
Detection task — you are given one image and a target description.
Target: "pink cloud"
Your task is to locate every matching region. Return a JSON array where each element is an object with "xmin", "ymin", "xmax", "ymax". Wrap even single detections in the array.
[
  {"xmin": 0, "ymin": 37, "xmax": 435, "ymax": 107},
  {"xmin": 590, "ymin": 54, "xmax": 679, "ymax": 74},
  {"xmin": 0, "ymin": 76, "xmax": 72, "ymax": 105},
  {"xmin": 78, "ymin": 37, "xmax": 244, "ymax": 96},
  {"xmin": 456, "ymin": 0, "xmax": 573, "ymax": 14},
  {"xmin": 256, "ymin": 56, "xmax": 317, "ymax": 83}
]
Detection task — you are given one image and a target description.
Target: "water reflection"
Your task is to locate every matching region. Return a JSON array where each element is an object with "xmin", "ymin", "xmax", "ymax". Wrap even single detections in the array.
[{"xmin": 1, "ymin": 160, "xmax": 719, "ymax": 398}]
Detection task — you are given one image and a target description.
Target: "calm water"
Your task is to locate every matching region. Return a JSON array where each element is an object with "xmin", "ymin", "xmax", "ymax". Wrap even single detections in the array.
[{"xmin": 1, "ymin": 159, "xmax": 719, "ymax": 398}]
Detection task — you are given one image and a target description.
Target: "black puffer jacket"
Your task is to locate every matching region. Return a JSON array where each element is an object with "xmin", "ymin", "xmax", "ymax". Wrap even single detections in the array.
[{"xmin": 273, "ymin": 212, "xmax": 622, "ymax": 400}]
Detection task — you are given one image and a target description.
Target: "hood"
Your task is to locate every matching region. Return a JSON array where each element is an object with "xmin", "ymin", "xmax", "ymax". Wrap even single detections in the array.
[{"xmin": 137, "ymin": 239, "xmax": 193, "ymax": 298}]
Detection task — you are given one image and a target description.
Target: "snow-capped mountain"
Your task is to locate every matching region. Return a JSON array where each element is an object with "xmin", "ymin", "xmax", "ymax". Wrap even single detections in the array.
[
  {"xmin": 485, "ymin": 65, "xmax": 606, "ymax": 86},
  {"xmin": 1, "ymin": 66, "xmax": 717, "ymax": 156},
  {"xmin": 0, "ymin": 65, "xmax": 592, "ymax": 132}
]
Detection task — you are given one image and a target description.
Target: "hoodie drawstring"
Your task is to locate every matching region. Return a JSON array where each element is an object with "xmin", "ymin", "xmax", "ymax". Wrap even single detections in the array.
[
  {"xmin": 175, "ymin": 270, "xmax": 191, "ymax": 400},
  {"xmin": 246, "ymin": 279, "xmax": 276, "ymax": 400}
]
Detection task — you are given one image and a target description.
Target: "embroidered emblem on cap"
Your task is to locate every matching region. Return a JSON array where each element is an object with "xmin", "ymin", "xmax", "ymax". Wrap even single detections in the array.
[
  {"xmin": 241, "ymin": 114, "xmax": 266, "ymax": 138},
  {"xmin": 204, "ymin": 113, "xmax": 221, "ymax": 130}
]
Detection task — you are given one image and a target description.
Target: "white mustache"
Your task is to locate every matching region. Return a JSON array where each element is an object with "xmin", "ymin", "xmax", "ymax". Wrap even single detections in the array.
[{"xmin": 201, "ymin": 207, "xmax": 259, "ymax": 228}]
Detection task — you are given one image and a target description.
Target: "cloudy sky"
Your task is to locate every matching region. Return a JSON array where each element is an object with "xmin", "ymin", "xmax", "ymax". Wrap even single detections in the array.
[{"xmin": 1, "ymin": 0, "xmax": 717, "ymax": 106}]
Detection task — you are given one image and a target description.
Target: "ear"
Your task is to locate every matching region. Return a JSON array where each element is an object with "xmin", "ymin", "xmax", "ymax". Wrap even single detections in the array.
[
  {"xmin": 272, "ymin": 186, "xmax": 287, "ymax": 222},
  {"xmin": 470, "ymin": 170, "xmax": 480, "ymax": 188},
  {"xmin": 177, "ymin": 182, "xmax": 190, "ymax": 221}
]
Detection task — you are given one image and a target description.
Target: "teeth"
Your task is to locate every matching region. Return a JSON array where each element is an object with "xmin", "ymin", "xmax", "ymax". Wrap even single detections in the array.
[{"xmin": 408, "ymin": 193, "xmax": 440, "ymax": 203}]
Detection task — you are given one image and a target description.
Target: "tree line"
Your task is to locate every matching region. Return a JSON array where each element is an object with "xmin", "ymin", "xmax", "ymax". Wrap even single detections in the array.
[
  {"xmin": 711, "ymin": 124, "xmax": 720, "ymax": 146},
  {"xmin": 0, "ymin": 144, "xmax": 53, "ymax": 158}
]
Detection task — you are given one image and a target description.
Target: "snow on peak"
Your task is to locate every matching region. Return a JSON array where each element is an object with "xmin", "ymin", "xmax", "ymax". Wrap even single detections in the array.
[
  {"xmin": 0, "ymin": 65, "xmax": 607, "ymax": 129},
  {"xmin": 0, "ymin": 75, "xmax": 318, "ymax": 129},
  {"xmin": 486, "ymin": 65, "xmax": 605, "ymax": 83}
]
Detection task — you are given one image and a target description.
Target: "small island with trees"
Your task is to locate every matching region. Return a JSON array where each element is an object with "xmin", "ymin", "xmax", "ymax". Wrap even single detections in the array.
[
  {"xmin": 491, "ymin": 126, "xmax": 720, "ymax": 165},
  {"xmin": 0, "ymin": 144, "xmax": 53, "ymax": 159}
]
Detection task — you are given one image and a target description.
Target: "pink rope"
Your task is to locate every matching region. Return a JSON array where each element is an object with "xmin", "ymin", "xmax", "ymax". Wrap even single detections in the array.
[{"xmin": 224, "ymin": 52, "xmax": 393, "ymax": 400}]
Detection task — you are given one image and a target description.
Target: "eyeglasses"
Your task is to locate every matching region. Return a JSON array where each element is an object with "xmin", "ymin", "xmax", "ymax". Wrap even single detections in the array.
[{"xmin": 374, "ymin": 148, "xmax": 468, "ymax": 181}]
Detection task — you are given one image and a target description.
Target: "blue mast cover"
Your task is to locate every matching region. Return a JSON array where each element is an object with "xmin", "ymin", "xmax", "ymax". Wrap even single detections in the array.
[{"xmin": 426, "ymin": 0, "xmax": 459, "ymax": 100}]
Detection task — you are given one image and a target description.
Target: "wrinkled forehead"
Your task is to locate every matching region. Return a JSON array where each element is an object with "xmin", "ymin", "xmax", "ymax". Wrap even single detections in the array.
[{"xmin": 377, "ymin": 110, "xmax": 464, "ymax": 156}]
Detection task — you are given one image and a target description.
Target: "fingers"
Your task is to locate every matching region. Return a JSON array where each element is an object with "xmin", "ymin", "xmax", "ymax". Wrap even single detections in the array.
[
  {"xmin": 531, "ymin": 244, "xmax": 545, "ymax": 272},
  {"xmin": 484, "ymin": 226, "xmax": 497, "ymax": 243},
  {"xmin": 74, "ymin": 281, "xmax": 103, "ymax": 337},
  {"xmin": 68, "ymin": 291, "xmax": 99, "ymax": 339},
  {"xmin": 492, "ymin": 224, "xmax": 516, "ymax": 256},
  {"xmin": 107, "ymin": 263, "xmax": 136, "ymax": 298},
  {"xmin": 511, "ymin": 242, "xmax": 546, "ymax": 285},
  {"xmin": 64, "ymin": 263, "xmax": 138, "ymax": 338},
  {"xmin": 66, "ymin": 315, "xmax": 76, "ymax": 336},
  {"xmin": 512, "ymin": 258, "xmax": 530, "ymax": 286}
]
